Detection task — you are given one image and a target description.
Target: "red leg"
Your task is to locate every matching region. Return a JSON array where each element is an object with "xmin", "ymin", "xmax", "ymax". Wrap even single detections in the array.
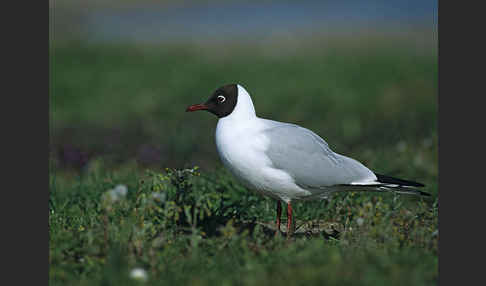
[
  {"xmin": 275, "ymin": 201, "xmax": 282, "ymax": 235},
  {"xmin": 287, "ymin": 202, "xmax": 293, "ymax": 238}
]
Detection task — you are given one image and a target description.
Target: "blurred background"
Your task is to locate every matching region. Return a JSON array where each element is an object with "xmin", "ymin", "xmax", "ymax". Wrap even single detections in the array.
[{"xmin": 50, "ymin": 0, "xmax": 437, "ymax": 186}]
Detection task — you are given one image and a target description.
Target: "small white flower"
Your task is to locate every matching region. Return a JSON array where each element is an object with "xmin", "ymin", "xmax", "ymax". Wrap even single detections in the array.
[
  {"xmin": 103, "ymin": 184, "xmax": 128, "ymax": 203},
  {"xmin": 130, "ymin": 267, "xmax": 148, "ymax": 282},
  {"xmin": 151, "ymin": 192, "xmax": 166, "ymax": 202},
  {"xmin": 356, "ymin": 217, "xmax": 364, "ymax": 226},
  {"xmin": 113, "ymin": 184, "xmax": 128, "ymax": 197}
]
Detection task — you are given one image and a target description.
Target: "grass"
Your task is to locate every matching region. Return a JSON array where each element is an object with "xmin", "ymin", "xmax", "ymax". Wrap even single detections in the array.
[
  {"xmin": 49, "ymin": 36, "xmax": 438, "ymax": 285},
  {"xmin": 49, "ymin": 164, "xmax": 438, "ymax": 286}
]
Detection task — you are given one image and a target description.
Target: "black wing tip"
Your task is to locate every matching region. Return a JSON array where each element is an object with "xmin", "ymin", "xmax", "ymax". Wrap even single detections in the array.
[{"xmin": 374, "ymin": 173, "xmax": 425, "ymax": 188}]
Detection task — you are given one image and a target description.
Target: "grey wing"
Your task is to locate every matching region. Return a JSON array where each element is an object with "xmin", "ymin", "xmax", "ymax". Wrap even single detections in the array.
[{"xmin": 263, "ymin": 120, "xmax": 377, "ymax": 190}]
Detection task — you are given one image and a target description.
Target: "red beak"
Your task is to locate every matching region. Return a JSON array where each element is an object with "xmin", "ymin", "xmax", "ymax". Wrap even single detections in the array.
[{"xmin": 186, "ymin": 103, "xmax": 208, "ymax": 112}]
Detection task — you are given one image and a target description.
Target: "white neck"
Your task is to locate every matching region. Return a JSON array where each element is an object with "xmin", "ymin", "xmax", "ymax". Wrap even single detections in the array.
[{"xmin": 219, "ymin": 84, "xmax": 257, "ymax": 123}]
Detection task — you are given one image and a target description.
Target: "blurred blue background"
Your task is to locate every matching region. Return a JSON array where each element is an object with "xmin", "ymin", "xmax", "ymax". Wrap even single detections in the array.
[{"xmin": 52, "ymin": 0, "xmax": 436, "ymax": 43}]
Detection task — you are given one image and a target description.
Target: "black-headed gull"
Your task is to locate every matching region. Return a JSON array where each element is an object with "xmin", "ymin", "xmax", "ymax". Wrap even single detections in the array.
[{"xmin": 186, "ymin": 84, "xmax": 428, "ymax": 236}]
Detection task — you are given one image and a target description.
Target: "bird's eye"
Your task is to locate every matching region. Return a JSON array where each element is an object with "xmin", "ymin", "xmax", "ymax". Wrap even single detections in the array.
[{"xmin": 217, "ymin": 95, "xmax": 226, "ymax": 103}]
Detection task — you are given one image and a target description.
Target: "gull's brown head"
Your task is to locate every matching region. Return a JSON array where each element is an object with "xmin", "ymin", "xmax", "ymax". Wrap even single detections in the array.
[{"xmin": 186, "ymin": 84, "xmax": 238, "ymax": 118}]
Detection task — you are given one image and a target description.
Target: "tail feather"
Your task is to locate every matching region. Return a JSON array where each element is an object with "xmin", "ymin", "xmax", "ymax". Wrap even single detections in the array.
[
  {"xmin": 335, "ymin": 173, "xmax": 430, "ymax": 197},
  {"xmin": 377, "ymin": 185, "xmax": 430, "ymax": 197},
  {"xmin": 334, "ymin": 184, "xmax": 430, "ymax": 197}
]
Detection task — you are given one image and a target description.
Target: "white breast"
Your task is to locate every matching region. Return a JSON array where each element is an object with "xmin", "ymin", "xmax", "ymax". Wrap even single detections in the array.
[{"xmin": 215, "ymin": 117, "xmax": 270, "ymax": 190}]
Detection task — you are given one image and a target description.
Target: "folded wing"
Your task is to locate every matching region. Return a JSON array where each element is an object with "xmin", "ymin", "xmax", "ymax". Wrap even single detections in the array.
[{"xmin": 263, "ymin": 120, "xmax": 377, "ymax": 192}]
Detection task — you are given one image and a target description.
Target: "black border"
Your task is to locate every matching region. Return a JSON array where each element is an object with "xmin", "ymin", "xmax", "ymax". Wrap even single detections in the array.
[
  {"xmin": 439, "ymin": 0, "xmax": 484, "ymax": 285},
  {"xmin": 5, "ymin": 0, "xmax": 47, "ymax": 285}
]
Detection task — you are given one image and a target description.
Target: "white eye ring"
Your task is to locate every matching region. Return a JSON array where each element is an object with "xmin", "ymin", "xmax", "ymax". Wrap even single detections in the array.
[{"xmin": 217, "ymin": 95, "xmax": 226, "ymax": 103}]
